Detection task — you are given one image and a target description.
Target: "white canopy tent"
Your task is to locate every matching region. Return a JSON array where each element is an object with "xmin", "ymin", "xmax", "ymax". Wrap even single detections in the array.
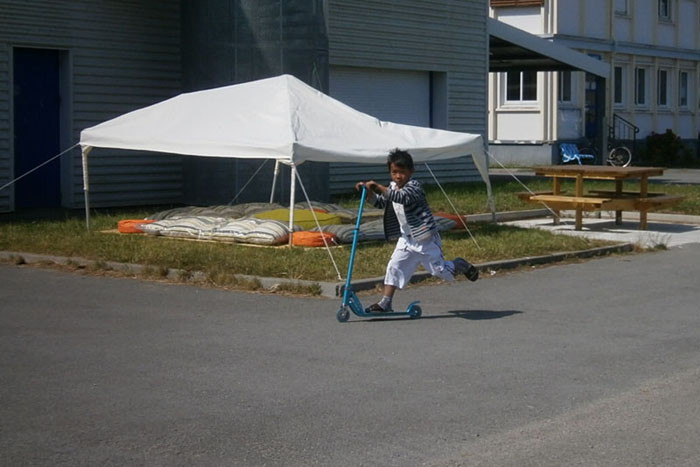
[{"xmin": 79, "ymin": 74, "xmax": 494, "ymax": 235}]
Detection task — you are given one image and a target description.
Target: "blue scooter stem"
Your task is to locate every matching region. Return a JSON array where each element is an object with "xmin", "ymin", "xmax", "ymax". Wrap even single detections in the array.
[{"xmin": 342, "ymin": 185, "xmax": 367, "ymax": 305}]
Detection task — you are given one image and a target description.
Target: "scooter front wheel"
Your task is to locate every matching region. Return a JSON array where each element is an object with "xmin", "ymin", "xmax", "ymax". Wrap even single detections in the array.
[
  {"xmin": 409, "ymin": 305, "xmax": 422, "ymax": 319},
  {"xmin": 336, "ymin": 306, "xmax": 350, "ymax": 322}
]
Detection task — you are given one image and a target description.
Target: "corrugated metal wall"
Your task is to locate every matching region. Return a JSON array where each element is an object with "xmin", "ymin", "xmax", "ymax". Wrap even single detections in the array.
[
  {"xmin": 326, "ymin": 0, "xmax": 488, "ymax": 195},
  {"xmin": 0, "ymin": 34, "xmax": 8, "ymax": 211},
  {"xmin": 0, "ymin": 0, "xmax": 489, "ymax": 211},
  {"xmin": 180, "ymin": 0, "xmax": 330, "ymax": 206},
  {"xmin": 0, "ymin": 0, "xmax": 182, "ymax": 212}
]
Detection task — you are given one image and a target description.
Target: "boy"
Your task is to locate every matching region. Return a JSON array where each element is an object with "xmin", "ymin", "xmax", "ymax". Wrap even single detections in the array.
[{"xmin": 355, "ymin": 149, "xmax": 478, "ymax": 312}]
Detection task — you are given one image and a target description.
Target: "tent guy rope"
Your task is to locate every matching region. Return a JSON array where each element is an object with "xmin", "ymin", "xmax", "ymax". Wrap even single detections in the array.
[
  {"xmin": 486, "ymin": 150, "xmax": 562, "ymax": 223},
  {"xmin": 293, "ymin": 168, "xmax": 343, "ymax": 281},
  {"xmin": 228, "ymin": 159, "xmax": 269, "ymax": 206},
  {"xmin": 0, "ymin": 143, "xmax": 79, "ymax": 193},
  {"xmin": 424, "ymin": 163, "xmax": 482, "ymax": 250}
]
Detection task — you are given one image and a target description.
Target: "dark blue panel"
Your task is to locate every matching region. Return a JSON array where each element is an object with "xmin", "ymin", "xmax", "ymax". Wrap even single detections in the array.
[{"xmin": 13, "ymin": 48, "xmax": 61, "ymax": 208}]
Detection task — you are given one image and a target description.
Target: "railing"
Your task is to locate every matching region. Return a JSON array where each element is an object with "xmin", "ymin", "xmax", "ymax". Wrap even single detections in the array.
[{"xmin": 608, "ymin": 114, "xmax": 640, "ymax": 154}]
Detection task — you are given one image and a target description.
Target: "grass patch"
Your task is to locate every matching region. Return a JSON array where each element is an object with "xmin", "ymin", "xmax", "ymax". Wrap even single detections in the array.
[
  {"xmin": 5, "ymin": 178, "xmax": 698, "ymax": 289},
  {"xmin": 335, "ymin": 179, "xmax": 700, "ymax": 215}
]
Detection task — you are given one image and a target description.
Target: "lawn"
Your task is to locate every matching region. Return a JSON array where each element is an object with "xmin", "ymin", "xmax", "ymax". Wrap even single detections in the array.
[{"xmin": 3, "ymin": 178, "xmax": 698, "ymax": 293}]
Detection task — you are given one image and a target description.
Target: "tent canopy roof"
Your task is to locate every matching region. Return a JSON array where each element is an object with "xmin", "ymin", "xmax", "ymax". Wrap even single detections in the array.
[{"xmin": 80, "ymin": 74, "xmax": 486, "ymax": 167}]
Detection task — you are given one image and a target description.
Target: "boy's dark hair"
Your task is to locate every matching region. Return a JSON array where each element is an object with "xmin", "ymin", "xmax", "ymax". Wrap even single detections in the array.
[{"xmin": 387, "ymin": 149, "xmax": 414, "ymax": 171}]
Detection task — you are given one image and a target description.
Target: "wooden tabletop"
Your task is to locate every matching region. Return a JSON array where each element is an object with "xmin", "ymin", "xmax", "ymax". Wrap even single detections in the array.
[{"xmin": 533, "ymin": 166, "xmax": 665, "ymax": 179}]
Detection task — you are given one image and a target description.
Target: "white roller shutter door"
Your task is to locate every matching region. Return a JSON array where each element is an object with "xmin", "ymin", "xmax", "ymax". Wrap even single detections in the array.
[
  {"xmin": 330, "ymin": 66, "xmax": 430, "ymax": 126},
  {"xmin": 328, "ymin": 66, "xmax": 431, "ymax": 193}
]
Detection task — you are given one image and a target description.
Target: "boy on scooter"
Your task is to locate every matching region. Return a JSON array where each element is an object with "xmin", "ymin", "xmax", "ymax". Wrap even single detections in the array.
[{"xmin": 355, "ymin": 149, "xmax": 478, "ymax": 313}]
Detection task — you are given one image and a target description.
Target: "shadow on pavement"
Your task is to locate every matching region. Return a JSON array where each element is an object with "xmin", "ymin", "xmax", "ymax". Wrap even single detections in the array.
[
  {"xmin": 343, "ymin": 310, "xmax": 523, "ymax": 323},
  {"xmin": 424, "ymin": 310, "xmax": 524, "ymax": 320}
]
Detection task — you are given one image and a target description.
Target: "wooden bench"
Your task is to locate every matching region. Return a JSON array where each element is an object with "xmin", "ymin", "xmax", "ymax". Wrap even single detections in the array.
[
  {"xmin": 589, "ymin": 189, "xmax": 662, "ymax": 197},
  {"xmin": 523, "ymin": 194, "xmax": 636, "ymax": 212},
  {"xmin": 634, "ymin": 194, "xmax": 685, "ymax": 210},
  {"xmin": 515, "ymin": 190, "xmax": 562, "ymax": 201},
  {"xmin": 516, "ymin": 191, "xmax": 685, "ymax": 230},
  {"xmin": 523, "ymin": 165, "xmax": 680, "ymax": 230}
]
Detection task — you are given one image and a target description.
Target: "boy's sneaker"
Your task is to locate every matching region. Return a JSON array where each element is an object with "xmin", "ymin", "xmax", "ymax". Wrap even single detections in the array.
[
  {"xmin": 454, "ymin": 258, "xmax": 479, "ymax": 282},
  {"xmin": 365, "ymin": 303, "xmax": 391, "ymax": 313}
]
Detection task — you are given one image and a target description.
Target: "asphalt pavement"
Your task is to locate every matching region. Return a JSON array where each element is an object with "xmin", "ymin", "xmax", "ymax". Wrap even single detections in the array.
[{"xmin": 3, "ymin": 243, "xmax": 700, "ymax": 466}]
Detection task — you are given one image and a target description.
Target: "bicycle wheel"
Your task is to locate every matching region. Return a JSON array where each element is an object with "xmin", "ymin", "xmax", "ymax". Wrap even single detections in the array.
[{"xmin": 608, "ymin": 146, "xmax": 632, "ymax": 167}]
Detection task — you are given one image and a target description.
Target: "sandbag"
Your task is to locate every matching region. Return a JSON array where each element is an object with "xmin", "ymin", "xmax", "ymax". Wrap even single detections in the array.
[
  {"xmin": 291, "ymin": 231, "xmax": 338, "ymax": 247},
  {"xmin": 433, "ymin": 212, "xmax": 466, "ymax": 229},
  {"xmin": 117, "ymin": 219, "xmax": 155, "ymax": 233}
]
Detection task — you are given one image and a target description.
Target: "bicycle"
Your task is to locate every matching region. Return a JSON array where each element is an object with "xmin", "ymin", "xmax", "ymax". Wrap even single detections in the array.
[
  {"xmin": 576, "ymin": 138, "xmax": 633, "ymax": 167},
  {"xmin": 607, "ymin": 145, "xmax": 632, "ymax": 167}
]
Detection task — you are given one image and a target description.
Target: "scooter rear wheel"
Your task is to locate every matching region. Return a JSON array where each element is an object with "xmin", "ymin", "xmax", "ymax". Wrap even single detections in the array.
[{"xmin": 336, "ymin": 306, "xmax": 350, "ymax": 322}]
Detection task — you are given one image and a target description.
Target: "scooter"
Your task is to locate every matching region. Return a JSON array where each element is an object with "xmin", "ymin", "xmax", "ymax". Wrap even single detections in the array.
[{"xmin": 336, "ymin": 185, "xmax": 422, "ymax": 322}]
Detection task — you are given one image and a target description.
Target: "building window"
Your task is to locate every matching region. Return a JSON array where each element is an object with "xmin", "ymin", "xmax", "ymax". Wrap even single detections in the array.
[
  {"xmin": 658, "ymin": 0, "xmax": 671, "ymax": 20},
  {"xmin": 657, "ymin": 69, "xmax": 669, "ymax": 107},
  {"xmin": 506, "ymin": 71, "xmax": 537, "ymax": 102},
  {"xmin": 635, "ymin": 68, "xmax": 648, "ymax": 106},
  {"xmin": 558, "ymin": 71, "xmax": 572, "ymax": 103},
  {"xmin": 678, "ymin": 71, "xmax": 689, "ymax": 108},
  {"xmin": 614, "ymin": 66, "xmax": 625, "ymax": 105},
  {"xmin": 615, "ymin": 0, "xmax": 629, "ymax": 15}
]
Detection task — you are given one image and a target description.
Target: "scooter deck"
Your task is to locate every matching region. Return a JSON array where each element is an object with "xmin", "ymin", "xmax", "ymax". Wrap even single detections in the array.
[
  {"xmin": 356, "ymin": 309, "xmax": 415, "ymax": 318},
  {"xmin": 337, "ymin": 293, "xmax": 421, "ymax": 322}
]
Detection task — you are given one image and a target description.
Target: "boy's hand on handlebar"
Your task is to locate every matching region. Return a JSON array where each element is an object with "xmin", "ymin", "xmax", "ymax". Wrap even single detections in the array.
[
  {"xmin": 356, "ymin": 180, "xmax": 377, "ymax": 190},
  {"xmin": 356, "ymin": 181, "xmax": 383, "ymax": 199}
]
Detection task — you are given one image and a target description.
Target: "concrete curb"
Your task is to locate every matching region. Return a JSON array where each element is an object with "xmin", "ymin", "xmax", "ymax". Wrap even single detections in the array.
[
  {"xmin": 0, "ymin": 251, "xmax": 337, "ymax": 297},
  {"xmin": 333, "ymin": 243, "xmax": 635, "ymax": 297},
  {"xmin": 559, "ymin": 210, "xmax": 700, "ymax": 225},
  {"xmin": 467, "ymin": 208, "xmax": 550, "ymax": 223},
  {"xmin": 1, "ymin": 242, "xmax": 635, "ymax": 299}
]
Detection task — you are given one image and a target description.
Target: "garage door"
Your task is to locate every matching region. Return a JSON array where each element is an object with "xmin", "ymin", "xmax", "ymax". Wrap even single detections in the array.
[
  {"xmin": 328, "ymin": 66, "xmax": 431, "ymax": 194},
  {"xmin": 330, "ymin": 66, "xmax": 430, "ymax": 126}
]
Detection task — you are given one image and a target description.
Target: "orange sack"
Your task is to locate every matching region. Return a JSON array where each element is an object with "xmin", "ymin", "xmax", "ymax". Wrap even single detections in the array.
[
  {"xmin": 433, "ymin": 212, "xmax": 468, "ymax": 229},
  {"xmin": 291, "ymin": 231, "xmax": 338, "ymax": 247},
  {"xmin": 118, "ymin": 219, "xmax": 156, "ymax": 234}
]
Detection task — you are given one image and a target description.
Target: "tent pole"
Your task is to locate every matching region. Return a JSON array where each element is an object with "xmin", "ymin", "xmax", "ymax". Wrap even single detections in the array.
[
  {"xmin": 288, "ymin": 163, "xmax": 296, "ymax": 246},
  {"xmin": 270, "ymin": 160, "xmax": 280, "ymax": 203},
  {"xmin": 81, "ymin": 146, "xmax": 93, "ymax": 231}
]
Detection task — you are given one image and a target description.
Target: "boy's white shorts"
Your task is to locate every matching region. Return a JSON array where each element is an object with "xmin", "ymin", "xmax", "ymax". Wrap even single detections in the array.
[{"xmin": 384, "ymin": 234, "xmax": 456, "ymax": 289}]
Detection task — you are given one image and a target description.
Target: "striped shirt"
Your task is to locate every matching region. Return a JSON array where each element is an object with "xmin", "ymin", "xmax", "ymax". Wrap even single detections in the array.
[{"xmin": 372, "ymin": 179, "xmax": 437, "ymax": 243}]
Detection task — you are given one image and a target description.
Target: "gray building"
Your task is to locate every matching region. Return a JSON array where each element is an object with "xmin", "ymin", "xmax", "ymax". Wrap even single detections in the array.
[{"xmin": 0, "ymin": 0, "xmax": 488, "ymax": 213}]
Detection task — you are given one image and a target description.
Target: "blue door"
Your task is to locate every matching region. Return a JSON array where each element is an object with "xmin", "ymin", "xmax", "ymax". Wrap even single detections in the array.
[{"xmin": 13, "ymin": 48, "xmax": 61, "ymax": 208}]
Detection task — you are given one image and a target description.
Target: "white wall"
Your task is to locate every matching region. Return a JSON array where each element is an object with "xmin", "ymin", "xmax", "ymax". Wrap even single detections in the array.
[
  {"xmin": 496, "ymin": 111, "xmax": 543, "ymax": 142},
  {"xmin": 678, "ymin": 0, "xmax": 699, "ymax": 49},
  {"xmin": 492, "ymin": 7, "xmax": 543, "ymax": 33},
  {"xmin": 582, "ymin": 0, "xmax": 608, "ymax": 39},
  {"xmin": 555, "ymin": 0, "xmax": 581, "ymax": 35},
  {"xmin": 490, "ymin": 0, "xmax": 700, "ymax": 161}
]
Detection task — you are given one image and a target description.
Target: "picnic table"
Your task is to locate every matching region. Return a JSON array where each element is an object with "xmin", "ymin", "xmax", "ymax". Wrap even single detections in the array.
[{"xmin": 516, "ymin": 165, "xmax": 684, "ymax": 230}]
